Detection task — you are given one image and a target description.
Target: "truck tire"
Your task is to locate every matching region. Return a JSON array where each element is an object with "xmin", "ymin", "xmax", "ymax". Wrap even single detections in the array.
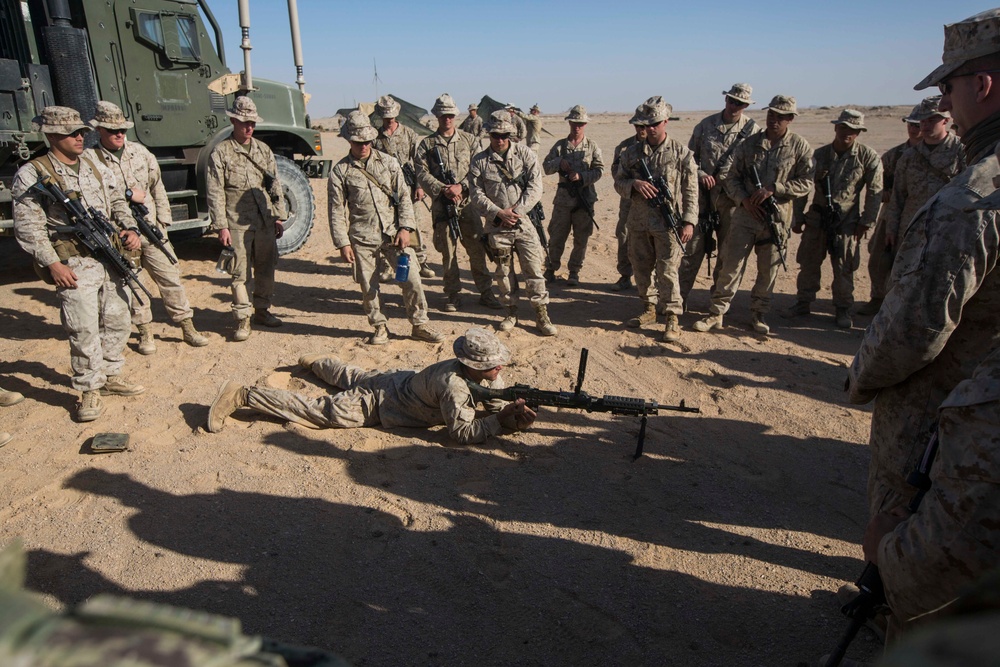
[{"xmin": 275, "ymin": 155, "xmax": 315, "ymax": 255}]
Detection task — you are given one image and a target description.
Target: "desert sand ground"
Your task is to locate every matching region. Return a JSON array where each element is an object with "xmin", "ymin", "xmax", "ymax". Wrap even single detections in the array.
[{"xmin": 0, "ymin": 105, "xmax": 918, "ymax": 666}]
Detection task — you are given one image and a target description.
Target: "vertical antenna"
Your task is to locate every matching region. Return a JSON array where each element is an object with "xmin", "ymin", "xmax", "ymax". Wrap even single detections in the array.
[{"xmin": 373, "ymin": 58, "xmax": 382, "ymax": 98}]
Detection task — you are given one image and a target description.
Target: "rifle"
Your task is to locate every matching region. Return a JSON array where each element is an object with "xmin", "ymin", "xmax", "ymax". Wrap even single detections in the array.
[
  {"xmin": 558, "ymin": 166, "xmax": 599, "ymax": 230},
  {"xmin": 466, "ymin": 348, "xmax": 700, "ymax": 460},
  {"xmin": 431, "ymin": 146, "xmax": 463, "ymax": 242},
  {"xmin": 750, "ymin": 164, "xmax": 788, "ymax": 271},
  {"xmin": 125, "ymin": 188, "xmax": 177, "ymax": 264},
  {"xmin": 819, "ymin": 173, "xmax": 843, "ymax": 258},
  {"xmin": 401, "ymin": 163, "xmax": 430, "ymax": 211},
  {"xmin": 638, "ymin": 158, "xmax": 686, "ymax": 250},
  {"xmin": 516, "ymin": 169, "xmax": 549, "ymax": 258},
  {"xmin": 824, "ymin": 432, "xmax": 940, "ymax": 667},
  {"xmin": 30, "ymin": 177, "xmax": 153, "ymax": 305},
  {"xmin": 700, "ymin": 201, "xmax": 721, "ymax": 278}
]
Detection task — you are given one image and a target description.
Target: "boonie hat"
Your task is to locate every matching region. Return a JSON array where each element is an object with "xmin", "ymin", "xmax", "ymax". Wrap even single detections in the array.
[
  {"xmin": 628, "ymin": 103, "xmax": 645, "ymax": 126},
  {"xmin": 903, "ymin": 103, "xmax": 923, "ymax": 124},
  {"xmin": 904, "ymin": 95, "xmax": 951, "ymax": 122},
  {"xmin": 832, "ymin": 109, "xmax": 867, "ymax": 131},
  {"xmin": 432, "ymin": 93, "xmax": 459, "ymax": 116},
  {"xmin": 485, "ymin": 110, "xmax": 516, "ymax": 135},
  {"xmin": 915, "ymin": 9, "xmax": 1000, "ymax": 90},
  {"xmin": 530, "ymin": 104, "xmax": 540, "ymax": 112},
  {"xmin": 468, "ymin": 103, "xmax": 478, "ymax": 111},
  {"xmin": 89, "ymin": 101, "xmax": 133, "ymax": 130},
  {"xmin": 565, "ymin": 105, "xmax": 589, "ymax": 124},
  {"xmin": 763, "ymin": 95, "xmax": 798, "ymax": 116},
  {"xmin": 636, "ymin": 96, "xmax": 672, "ymax": 124},
  {"xmin": 724, "ymin": 83, "xmax": 754, "ymax": 105},
  {"xmin": 227, "ymin": 96, "xmax": 263, "ymax": 123},
  {"xmin": 376, "ymin": 95, "xmax": 400, "ymax": 119},
  {"xmin": 454, "ymin": 327, "xmax": 511, "ymax": 370},
  {"xmin": 33, "ymin": 106, "xmax": 91, "ymax": 135},
  {"xmin": 340, "ymin": 110, "xmax": 378, "ymax": 143}
]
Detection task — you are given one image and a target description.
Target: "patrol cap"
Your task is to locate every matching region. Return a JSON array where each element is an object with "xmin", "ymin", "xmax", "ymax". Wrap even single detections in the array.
[
  {"xmin": 226, "ymin": 96, "xmax": 263, "ymax": 123},
  {"xmin": 915, "ymin": 9, "xmax": 1000, "ymax": 90},
  {"xmin": 565, "ymin": 105, "xmax": 589, "ymax": 124},
  {"xmin": 831, "ymin": 109, "xmax": 867, "ymax": 131},
  {"xmin": 89, "ymin": 101, "xmax": 133, "ymax": 130},
  {"xmin": 454, "ymin": 327, "xmax": 511, "ymax": 370},
  {"xmin": 723, "ymin": 83, "xmax": 754, "ymax": 105},
  {"xmin": 763, "ymin": 95, "xmax": 798, "ymax": 116},
  {"xmin": 33, "ymin": 106, "xmax": 91, "ymax": 135},
  {"xmin": 340, "ymin": 110, "xmax": 378, "ymax": 143},
  {"xmin": 636, "ymin": 96, "xmax": 672, "ymax": 124},
  {"xmin": 376, "ymin": 95, "xmax": 400, "ymax": 119},
  {"xmin": 904, "ymin": 95, "xmax": 952, "ymax": 122},
  {"xmin": 485, "ymin": 110, "xmax": 516, "ymax": 135},
  {"xmin": 431, "ymin": 93, "xmax": 459, "ymax": 117}
]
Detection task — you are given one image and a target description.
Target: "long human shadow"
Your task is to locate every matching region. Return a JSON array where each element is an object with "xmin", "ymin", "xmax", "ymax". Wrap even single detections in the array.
[{"xmin": 39, "ymin": 469, "xmax": 870, "ymax": 666}]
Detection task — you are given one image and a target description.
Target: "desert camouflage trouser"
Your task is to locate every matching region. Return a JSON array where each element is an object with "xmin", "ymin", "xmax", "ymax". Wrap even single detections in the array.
[
  {"xmin": 353, "ymin": 242, "xmax": 429, "ymax": 327},
  {"xmin": 230, "ymin": 225, "xmax": 277, "ymax": 320},
  {"xmin": 547, "ymin": 203, "xmax": 594, "ymax": 275},
  {"xmin": 708, "ymin": 213, "xmax": 784, "ymax": 316},
  {"xmin": 615, "ymin": 199, "xmax": 632, "ymax": 279},
  {"xmin": 866, "ymin": 214, "xmax": 896, "ymax": 301},
  {"xmin": 430, "ymin": 198, "xmax": 492, "ymax": 297},
  {"xmin": 628, "ymin": 224, "xmax": 684, "ymax": 316},
  {"xmin": 131, "ymin": 232, "xmax": 194, "ymax": 326},
  {"xmin": 679, "ymin": 202, "xmax": 734, "ymax": 302},
  {"xmin": 56, "ymin": 256, "xmax": 131, "ymax": 392},
  {"xmin": 488, "ymin": 223, "xmax": 549, "ymax": 308},
  {"xmin": 795, "ymin": 225, "xmax": 861, "ymax": 308}
]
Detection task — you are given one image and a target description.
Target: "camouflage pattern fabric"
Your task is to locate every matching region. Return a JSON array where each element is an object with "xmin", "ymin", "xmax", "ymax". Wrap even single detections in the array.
[
  {"xmin": 866, "ymin": 140, "xmax": 916, "ymax": 301},
  {"xmin": 878, "ymin": 347, "xmax": 1000, "ymax": 625},
  {"xmin": 328, "ymin": 149, "xmax": 415, "ymax": 249},
  {"xmin": 413, "ymin": 129, "xmax": 479, "ymax": 198},
  {"xmin": 459, "ymin": 114, "xmax": 484, "ymax": 139},
  {"xmin": 375, "ymin": 122, "xmax": 420, "ymax": 172},
  {"xmin": 542, "ymin": 136, "xmax": 605, "ymax": 274},
  {"xmin": 515, "ymin": 111, "xmax": 543, "ymax": 150},
  {"xmin": 883, "ymin": 134, "xmax": 965, "ymax": 241},
  {"xmin": 611, "ymin": 135, "xmax": 641, "ymax": 279},
  {"xmin": 510, "ymin": 113, "xmax": 527, "ymax": 144},
  {"xmin": 848, "ymin": 131, "xmax": 1000, "ymax": 517},
  {"xmin": 247, "ymin": 357, "xmax": 509, "ymax": 445}
]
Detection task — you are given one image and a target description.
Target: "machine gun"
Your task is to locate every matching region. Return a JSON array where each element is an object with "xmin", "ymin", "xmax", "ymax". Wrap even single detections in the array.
[
  {"xmin": 557, "ymin": 169, "xmax": 598, "ymax": 230},
  {"xmin": 819, "ymin": 173, "xmax": 843, "ymax": 258},
  {"xmin": 125, "ymin": 188, "xmax": 177, "ymax": 265},
  {"xmin": 824, "ymin": 431, "xmax": 940, "ymax": 667},
  {"xmin": 29, "ymin": 177, "xmax": 152, "ymax": 305},
  {"xmin": 638, "ymin": 158, "xmax": 685, "ymax": 249},
  {"xmin": 466, "ymin": 348, "xmax": 700, "ymax": 460},
  {"xmin": 432, "ymin": 146, "xmax": 463, "ymax": 242},
  {"xmin": 750, "ymin": 164, "xmax": 788, "ymax": 271}
]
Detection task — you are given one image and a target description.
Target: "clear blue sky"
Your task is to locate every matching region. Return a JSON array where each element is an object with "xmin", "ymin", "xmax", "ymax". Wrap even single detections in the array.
[{"xmin": 200, "ymin": 1, "xmax": 988, "ymax": 116}]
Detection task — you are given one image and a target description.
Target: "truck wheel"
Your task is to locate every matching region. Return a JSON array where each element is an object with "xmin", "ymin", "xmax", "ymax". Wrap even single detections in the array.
[{"xmin": 275, "ymin": 155, "xmax": 315, "ymax": 255}]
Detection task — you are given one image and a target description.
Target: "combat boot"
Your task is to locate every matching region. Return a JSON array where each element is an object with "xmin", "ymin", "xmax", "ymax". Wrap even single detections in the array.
[
  {"xmin": 835, "ymin": 307, "xmax": 853, "ymax": 329},
  {"xmin": 626, "ymin": 302, "xmax": 657, "ymax": 328},
  {"xmin": 77, "ymin": 390, "xmax": 105, "ymax": 422},
  {"xmin": 566, "ymin": 272, "xmax": 579, "ymax": 286},
  {"xmin": 136, "ymin": 323, "xmax": 156, "ymax": 355},
  {"xmin": 692, "ymin": 313, "xmax": 724, "ymax": 332},
  {"xmin": 534, "ymin": 304, "xmax": 557, "ymax": 336},
  {"xmin": 412, "ymin": 324, "xmax": 445, "ymax": 343},
  {"xmin": 543, "ymin": 268, "xmax": 556, "ymax": 283},
  {"xmin": 0, "ymin": 432, "xmax": 10, "ymax": 448},
  {"xmin": 253, "ymin": 308, "xmax": 282, "ymax": 327},
  {"xmin": 479, "ymin": 290, "xmax": 503, "ymax": 310},
  {"xmin": 442, "ymin": 294, "xmax": 460, "ymax": 313},
  {"xmin": 101, "ymin": 376, "xmax": 146, "ymax": 396},
  {"xmin": 751, "ymin": 313, "xmax": 770, "ymax": 335},
  {"xmin": 854, "ymin": 298, "xmax": 882, "ymax": 316},
  {"xmin": 0, "ymin": 387, "xmax": 25, "ymax": 407},
  {"xmin": 233, "ymin": 318, "xmax": 251, "ymax": 342},
  {"xmin": 610, "ymin": 275, "xmax": 632, "ymax": 292},
  {"xmin": 498, "ymin": 306, "xmax": 518, "ymax": 332},
  {"xmin": 368, "ymin": 324, "xmax": 390, "ymax": 345},
  {"xmin": 419, "ymin": 264, "xmax": 436, "ymax": 279},
  {"xmin": 785, "ymin": 300, "xmax": 811, "ymax": 318},
  {"xmin": 179, "ymin": 317, "xmax": 209, "ymax": 347},
  {"xmin": 662, "ymin": 314, "xmax": 680, "ymax": 343},
  {"xmin": 207, "ymin": 381, "xmax": 248, "ymax": 433}
]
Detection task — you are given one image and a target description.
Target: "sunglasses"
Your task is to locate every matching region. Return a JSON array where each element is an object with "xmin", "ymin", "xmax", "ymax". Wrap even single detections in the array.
[
  {"xmin": 726, "ymin": 98, "xmax": 749, "ymax": 108},
  {"xmin": 938, "ymin": 69, "xmax": 1000, "ymax": 95},
  {"xmin": 490, "ymin": 133, "xmax": 510, "ymax": 140},
  {"xmin": 107, "ymin": 128, "xmax": 128, "ymax": 135}
]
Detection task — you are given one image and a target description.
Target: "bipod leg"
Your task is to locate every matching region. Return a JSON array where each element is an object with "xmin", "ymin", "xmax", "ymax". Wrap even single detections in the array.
[
  {"xmin": 824, "ymin": 615, "xmax": 865, "ymax": 667},
  {"xmin": 632, "ymin": 414, "xmax": 647, "ymax": 461}
]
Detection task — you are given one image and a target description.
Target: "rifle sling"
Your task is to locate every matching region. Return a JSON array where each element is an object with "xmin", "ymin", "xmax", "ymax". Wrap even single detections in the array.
[
  {"xmin": 909, "ymin": 145, "xmax": 958, "ymax": 184},
  {"xmin": 710, "ymin": 118, "xmax": 757, "ymax": 178},
  {"xmin": 29, "ymin": 154, "xmax": 112, "ymax": 262}
]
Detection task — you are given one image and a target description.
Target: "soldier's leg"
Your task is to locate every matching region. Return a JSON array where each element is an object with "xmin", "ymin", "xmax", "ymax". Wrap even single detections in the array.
[
  {"xmin": 678, "ymin": 218, "xmax": 707, "ymax": 302},
  {"xmin": 252, "ymin": 222, "xmax": 278, "ymax": 310},
  {"xmin": 431, "ymin": 201, "xmax": 460, "ymax": 298},
  {"xmin": 831, "ymin": 234, "xmax": 860, "ymax": 309},
  {"xmin": 489, "ymin": 232, "xmax": 516, "ymax": 307},
  {"xmin": 246, "ymin": 385, "xmax": 380, "ymax": 429},
  {"xmin": 711, "ymin": 204, "xmax": 735, "ymax": 288},
  {"xmin": 131, "ymin": 242, "xmax": 155, "ymax": 328},
  {"xmin": 749, "ymin": 225, "xmax": 783, "ymax": 315},
  {"xmin": 615, "ymin": 202, "xmax": 633, "ymax": 280},
  {"xmin": 566, "ymin": 207, "xmax": 593, "ymax": 275},
  {"xmin": 229, "ymin": 228, "xmax": 253, "ymax": 321},
  {"xmin": 386, "ymin": 245, "xmax": 431, "ymax": 326},
  {"xmin": 140, "ymin": 237, "xmax": 194, "ymax": 323},
  {"xmin": 58, "ymin": 257, "xmax": 109, "ymax": 392},
  {"xmin": 515, "ymin": 225, "xmax": 549, "ymax": 307},
  {"xmin": 794, "ymin": 224, "xmax": 826, "ymax": 305},
  {"xmin": 458, "ymin": 207, "xmax": 493, "ymax": 294},
  {"xmin": 354, "ymin": 243, "xmax": 387, "ymax": 327},
  {"xmin": 546, "ymin": 204, "xmax": 573, "ymax": 274},
  {"xmin": 628, "ymin": 227, "xmax": 657, "ymax": 306},
  {"xmin": 653, "ymin": 230, "xmax": 684, "ymax": 316},
  {"xmin": 867, "ymin": 214, "xmax": 896, "ymax": 302},
  {"xmin": 309, "ymin": 357, "xmax": 381, "ymax": 390},
  {"xmin": 708, "ymin": 220, "xmax": 756, "ymax": 315},
  {"xmin": 97, "ymin": 264, "xmax": 133, "ymax": 380}
]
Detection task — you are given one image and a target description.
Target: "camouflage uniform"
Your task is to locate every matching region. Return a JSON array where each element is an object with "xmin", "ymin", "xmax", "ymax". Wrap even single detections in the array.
[
  {"xmin": 848, "ymin": 127, "xmax": 1000, "ymax": 518},
  {"xmin": 611, "ymin": 134, "xmax": 641, "ymax": 282},
  {"xmin": 795, "ymin": 136, "xmax": 882, "ymax": 310},
  {"xmin": 711, "ymin": 119, "xmax": 814, "ymax": 318},
  {"xmin": 883, "ymin": 133, "xmax": 964, "ymax": 242},
  {"xmin": 459, "ymin": 113, "xmax": 484, "ymax": 139},
  {"xmin": 877, "ymin": 346, "xmax": 1000, "ymax": 626},
  {"xmin": 866, "ymin": 139, "xmax": 917, "ymax": 304},
  {"xmin": 88, "ymin": 140, "xmax": 194, "ymax": 327},
  {"xmin": 414, "ymin": 128, "xmax": 492, "ymax": 302},
  {"xmin": 542, "ymin": 130, "xmax": 605, "ymax": 278},
  {"xmin": 375, "ymin": 120, "xmax": 432, "ymax": 269},
  {"xmin": 516, "ymin": 110, "xmax": 544, "ymax": 152},
  {"xmin": 12, "ymin": 146, "xmax": 134, "ymax": 393},
  {"xmin": 680, "ymin": 110, "xmax": 759, "ymax": 301},
  {"xmin": 328, "ymin": 147, "xmax": 432, "ymax": 329},
  {"xmin": 613, "ymin": 128, "xmax": 698, "ymax": 319},
  {"xmin": 509, "ymin": 113, "xmax": 527, "ymax": 144},
  {"xmin": 206, "ymin": 137, "xmax": 287, "ymax": 321}
]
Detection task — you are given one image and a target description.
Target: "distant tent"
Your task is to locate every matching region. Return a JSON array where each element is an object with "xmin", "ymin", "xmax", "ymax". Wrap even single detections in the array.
[
  {"xmin": 335, "ymin": 95, "xmax": 432, "ymax": 136},
  {"xmin": 476, "ymin": 95, "xmax": 554, "ymax": 136}
]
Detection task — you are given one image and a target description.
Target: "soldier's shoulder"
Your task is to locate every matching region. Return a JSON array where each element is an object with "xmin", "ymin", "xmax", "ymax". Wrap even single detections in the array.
[
  {"xmin": 946, "ymin": 147, "xmax": 1000, "ymax": 199},
  {"xmin": 695, "ymin": 111, "xmax": 723, "ymax": 127},
  {"xmin": 787, "ymin": 131, "xmax": 813, "ymax": 152},
  {"xmin": 855, "ymin": 142, "xmax": 881, "ymax": 163}
]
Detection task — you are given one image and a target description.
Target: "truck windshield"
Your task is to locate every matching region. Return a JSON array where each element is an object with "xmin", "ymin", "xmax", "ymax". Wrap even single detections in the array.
[{"xmin": 136, "ymin": 12, "xmax": 201, "ymax": 63}]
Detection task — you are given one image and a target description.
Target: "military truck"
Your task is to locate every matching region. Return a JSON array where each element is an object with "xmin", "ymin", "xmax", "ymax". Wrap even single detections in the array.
[{"xmin": 0, "ymin": 0, "xmax": 327, "ymax": 255}]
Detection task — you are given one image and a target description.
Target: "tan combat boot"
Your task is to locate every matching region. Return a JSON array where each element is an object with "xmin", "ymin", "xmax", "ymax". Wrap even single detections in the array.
[
  {"xmin": 626, "ymin": 302, "xmax": 657, "ymax": 328},
  {"xmin": 751, "ymin": 313, "xmax": 770, "ymax": 335},
  {"xmin": 77, "ymin": 390, "xmax": 105, "ymax": 422},
  {"xmin": 207, "ymin": 381, "xmax": 248, "ymax": 433},
  {"xmin": 662, "ymin": 314, "xmax": 680, "ymax": 343},
  {"xmin": 0, "ymin": 387, "xmax": 25, "ymax": 407},
  {"xmin": 692, "ymin": 313, "xmax": 724, "ymax": 332},
  {"xmin": 136, "ymin": 323, "xmax": 156, "ymax": 355},
  {"xmin": 179, "ymin": 317, "xmax": 209, "ymax": 347},
  {"xmin": 233, "ymin": 318, "xmax": 251, "ymax": 342},
  {"xmin": 534, "ymin": 304, "xmax": 557, "ymax": 336},
  {"xmin": 101, "ymin": 376, "xmax": 146, "ymax": 396},
  {"xmin": 412, "ymin": 323, "xmax": 445, "ymax": 343},
  {"xmin": 368, "ymin": 324, "xmax": 390, "ymax": 345},
  {"xmin": 498, "ymin": 306, "xmax": 518, "ymax": 332},
  {"xmin": 0, "ymin": 432, "xmax": 10, "ymax": 448}
]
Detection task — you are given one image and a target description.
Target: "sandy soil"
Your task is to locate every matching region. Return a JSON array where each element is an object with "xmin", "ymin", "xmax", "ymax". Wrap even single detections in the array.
[{"xmin": 0, "ymin": 105, "xmax": 914, "ymax": 666}]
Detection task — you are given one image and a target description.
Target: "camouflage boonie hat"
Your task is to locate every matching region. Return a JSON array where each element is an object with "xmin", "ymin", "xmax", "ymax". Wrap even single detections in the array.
[
  {"xmin": 831, "ymin": 109, "xmax": 867, "ymax": 131},
  {"xmin": 32, "ymin": 106, "xmax": 90, "ymax": 135},
  {"xmin": 565, "ymin": 105, "xmax": 589, "ymax": 124},
  {"xmin": 530, "ymin": 104, "xmax": 540, "ymax": 112},
  {"xmin": 431, "ymin": 93, "xmax": 459, "ymax": 116},
  {"xmin": 636, "ymin": 96, "xmax": 672, "ymax": 124},
  {"xmin": 468, "ymin": 103, "xmax": 478, "ymax": 111},
  {"xmin": 89, "ymin": 101, "xmax": 133, "ymax": 130},
  {"xmin": 764, "ymin": 94, "xmax": 798, "ymax": 116},
  {"xmin": 454, "ymin": 327, "xmax": 511, "ymax": 370},
  {"xmin": 904, "ymin": 95, "xmax": 951, "ymax": 122},
  {"xmin": 723, "ymin": 83, "xmax": 754, "ymax": 105},
  {"xmin": 340, "ymin": 110, "xmax": 378, "ymax": 143},
  {"xmin": 226, "ymin": 96, "xmax": 263, "ymax": 123},
  {"xmin": 903, "ymin": 102, "xmax": 923, "ymax": 124},
  {"xmin": 915, "ymin": 9, "xmax": 1000, "ymax": 90},
  {"xmin": 485, "ymin": 110, "xmax": 516, "ymax": 135},
  {"xmin": 628, "ymin": 103, "xmax": 645, "ymax": 126},
  {"xmin": 376, "ymin": 95, "xmax": 401, "ymax": 119}
]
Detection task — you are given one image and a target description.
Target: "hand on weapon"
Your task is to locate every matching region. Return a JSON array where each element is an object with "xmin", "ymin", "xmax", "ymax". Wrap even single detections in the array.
[
  {"xmin": 750, "ymin": 165, "xmax": 788, "ymax": 271},
  {"xmin": 495, "ymin": 208, "xmax": 520, "ymax": 228},
  {"xmin": 498, "ymin": 398, "xmax": 537, "ymax": 431},
  {"xmin": 638, "ymin": 159, "xmax": 688, "ymax": 249},
  {"xmin": 820, "ymin": 173, "xmax": 843, "ymax": 257},
  {"xmin": 558, "ymin": 168, "xmax": 599, "ymax": 230},
  {"xmin": 432, "ymin": 147, "xmax": 464, "ymax": 241},
  {"xmin": 125, "ymin": 188, "xmax": 177, "ymax": 264}
]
